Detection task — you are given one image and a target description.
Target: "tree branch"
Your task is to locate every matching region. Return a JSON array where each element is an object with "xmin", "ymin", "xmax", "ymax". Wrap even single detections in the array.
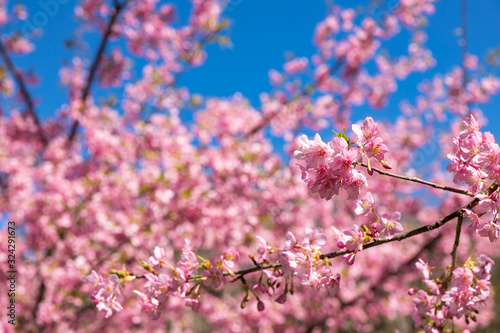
[
  {"xmin": 324, "ymin": 182, "xmax": 497, "ymax": 258},
  {"xmin": 66, "ymin": 0, "xmax": 129, "ymax": 145},
  {"xmin": 460, "ymin": 0, "xmax": 469, "ymax": 88},
  {"xmin": 450, "ymin": 211, "xmax": 464, "ymax": 272},
  {"xmin": 359, "ymin": 163, "xmax": 475, "ymax": 197},
  {"xmin": 447, "ymin": 0, "xmax": 468, "ymax": 275},
  {"xmin": 0, "ymin": 40, "xmax": 47, "ymax": 145},
  {"xmin": 184, "ymin": 182, "xmax": 498, "ymax": 281},
  {"xmin": 242, "ymin": 59, "xmax": 345, "ymax": 140},
  {"xmin": 340, "ymin": 233, "xmax": 442, "ymax": 308}
]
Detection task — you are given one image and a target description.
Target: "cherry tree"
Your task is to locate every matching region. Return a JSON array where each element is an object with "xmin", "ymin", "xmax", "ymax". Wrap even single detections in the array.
[{"xmin": 1, "ymin": 0, "xmax": 500, "ymax": 332}]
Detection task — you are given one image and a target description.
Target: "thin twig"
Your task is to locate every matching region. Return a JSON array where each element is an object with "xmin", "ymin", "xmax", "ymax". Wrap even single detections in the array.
[
  {"xmin": 450, "ymin": 211, "xmax": 464, "ymax": 272},
  {"xmin": 340, "ymin": 233, "xmax": 442, "ymax": 308},
  {"xmin": 324, "ymin": 182, "xmax": 497, "ymax": 259},
  {"xmin": 66, "ymin": 0, "xmax": 129, "ymax": 145},
  {"xmin": 460, "ymin": 0, "xmax": 468, "ymax": 89},
  {"xmin": 0, "ymin": 40, "xmax": 47, "ymax": 145},
  {"xmin": 446, "ymin": 0, "xmax": 468, "ymax": 280},
  {"xmin": 178, "ymin": 182, "xmax": 497, "ymax": 281},
  {"xmin": 359, "ymin": 163, "xmax": 475, "ymax": 197},
  {"xmin": 242, "ymin": 59, "xmax": 345, "ymax": 140}
]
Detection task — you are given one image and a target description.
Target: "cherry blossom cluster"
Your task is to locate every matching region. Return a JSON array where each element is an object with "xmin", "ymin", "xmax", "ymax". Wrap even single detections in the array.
[
  {"xmin": 88, "ymin": 241, "xmax": 240, "ymax": 318},
  {"xmin": 86, "ymin": 270, "xmax": 124, "ymax": 318},
  {"xmin": 447, "ymin": 115, "xmax": 500, "ymax": 193},
  {"xmin": 331, "ymin": 191, "xmax": 403, "ymax": 264},
  {"xmin": 97, "ymin": 49, "xmax": 130, "ymax": 88},
  {"xmin": 87, "ymin": 229, "xmax": 343, "ymax": 317},
  {"xmin": 260, "ymin": 1, "xmax": 437, "ymax": 139},
  {"xmin": 462, "ymin": 193, "xmax": 500, "ymax": 243},
  {"xmin": 268, "ymin": 229, "xmax": 341, "ymax": 300},
  {"xmin": 294, "ymin": 117, "xmax": 389, "ymax": 201},
  {"xmin": 410, "ymin": 255, "xmax": 494, "ymax": 332},
  {"xmin": 401, "ymin": 65, "xmax": 500, "ymax": 121}
]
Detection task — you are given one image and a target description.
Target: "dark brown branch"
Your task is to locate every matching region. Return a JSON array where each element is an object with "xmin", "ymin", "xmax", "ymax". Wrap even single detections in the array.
[
  {"xmin": 185, "ymin": 182, "xmax": 498, "ymax": 281},
  {"xmin": 359, "ymin": 163, "xmax": 475, "ymax": 197},
  {"xmin": 447, "ymin": 0, "xmax": 468, "ymax": 277},
  {"xmin": 340, "ymin": 233, "xmax": 443, "ymax": 308},
  {"xmin": 66, "ymin": 0, "xmax": 129, "ymax": 145},
  {"xmin": 450, "ymin": 211, "xmax": 464, "ymax": 272},
  {"xmin": 0, "ymin": 40, "xmax": 47, "ymax": 145},
  {"xmin": 323, "ymin": 182, "xmax": 497, "ymax": 259}
]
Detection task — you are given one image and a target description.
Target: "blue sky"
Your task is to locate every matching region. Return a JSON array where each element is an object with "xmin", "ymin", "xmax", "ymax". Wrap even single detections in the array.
[{"xmin": 8, "ymin": 0, "xmax": 500, "ymax": 137}]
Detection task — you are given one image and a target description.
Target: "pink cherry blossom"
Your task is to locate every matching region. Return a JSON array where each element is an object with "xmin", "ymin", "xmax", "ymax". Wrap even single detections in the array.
[
  {"xmin": 302, "ymin": 227, "xmax": 327, "ymax": 250},
  {"xmin": 478, "ymin": 221, "xmax": 500, "ymax": 242},
  {"xmin": 344, "ymin": 224, "xmax": 365, "ymax": 252},
  {"xmin": 377, "ymin": 211, "xmax": 404, "ymax": 239},
  {"xmin": 150, "ymin": 246, "xmax": 167, "ymax": 266},
  {"xmin": 203, "ymin": 267, "xmax": 224, "ymax": 288},
  {"xmin": 451, "ymin": 267, "xmax": 473, "ymax": 289},
  {"xmin": 283, "ymin": 57, "xmax": 309, "ymax": 74},
  {"xmin": 294, "ymin": 133, "xmax": 334, "ymax": 169},
  {"xmin": 221, "ymin": 249, "xmax": 240, "ymax": 268},
  {"xmin": 364, "ymin": 137, "xmax": 388, "ymax": 161},
  {"xmin": 279, "ymin": 251, "xmax": 298, "ymax": 277},
  {"xmin": 352, "ymin": 117, "xmax": 378, "ymax": 145},
  {"xmin": 354, "ymin": 192, "xmax": 375, "ymax": 215},
  {"xmin": 415, "ymin": 258, "xmax": 431, "ymax": 280}
]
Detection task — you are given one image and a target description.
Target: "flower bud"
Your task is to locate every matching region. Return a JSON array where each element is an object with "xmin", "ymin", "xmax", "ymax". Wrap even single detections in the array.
[
  {"xmin": 380, "ymin": 160, "xmax": 392, "ymax": 169},
  {"xmin": 257, "ymin": 301, "xmax": 265, "ymax": 312}
]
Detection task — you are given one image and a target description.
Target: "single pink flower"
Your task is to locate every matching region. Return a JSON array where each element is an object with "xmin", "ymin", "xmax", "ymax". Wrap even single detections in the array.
[
  {"xmin": 203, "ymin": 267, "xmax": 223, "ymax": 288},
  {"xmin": 354, "ymin": 192, "xmax": 374, "ymax": 216},
  {"xmin": 377, "ymin": 211, "xmax": 403, "ymax": 239},
  {"xmin": 364, "ymin": 137, "xmax": 388, "ymax": 161},
  {"xmin": 451, "ymin": 267, "xmax": 473, "ymax": 289},
  {"xmin": 352, "ymin": 117, "xmax": 378, "ymax": 145},
  {"xmin": 221, "ymin": 249, "xmax": 240, "ymax": 268}
]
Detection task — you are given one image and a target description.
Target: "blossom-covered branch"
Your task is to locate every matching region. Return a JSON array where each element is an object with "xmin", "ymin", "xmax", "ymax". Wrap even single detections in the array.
[
  {"xmin": 358, "ymin": 163, "xmax": 475, "ymax": 197},
  {"xmin": 66, "ymin": 0, "xmax": 130, "ymax": 145},
  {"xmin": 0, "ymin": 39, "xmax": 46, "ymax": 144},
  {"xmin": 337, "ymin": 181, "xmax": 499, "ymax": 256},
  {"xmin": 243, "ymin": 60, "xmax": 345, "ymax": 139}
]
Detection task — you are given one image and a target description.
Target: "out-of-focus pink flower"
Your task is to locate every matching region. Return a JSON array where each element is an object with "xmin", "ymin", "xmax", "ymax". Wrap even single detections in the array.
[
  {"xmin": 221, "ymin": 249, "xmax": 240, "ymax": 268},
  {"xmin": 203, "ymin": 267, "xmax": 223, "ymax": 288},
  {"xmin": 355, "ymin": 192, "xmax": 374, "ymax": 215},
  {"xmin": 255, "ymin": 235, "xmax": 268, "ymax": 259},
  {"xmin": 87, "ymin": 271, "xmax": 123, "ymax": 318},
  {"xmin": 268, "ymin": 69, "xmax": 283, "ymax": 85},
  {"xmin": 283, "ymin": 57, "xmax": 309, "ymax": 74}
]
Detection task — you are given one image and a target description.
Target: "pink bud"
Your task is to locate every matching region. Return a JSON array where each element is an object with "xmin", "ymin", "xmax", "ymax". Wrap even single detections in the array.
[
  {"xmin": 380, "ymin": 160, "xmax": 392, "ymax": 169},
  {"xmin": 491, "ymin": 190, "xmax": 500, "ymax": 202},
  {"xmin": 367, "ymin": 159, "xmax": 373, "ymax": 175},
  {"xmin": 275, "ymin": 294, "xmax": 287, "ymax": 304},
  {"xmin": 344, "ymin": 253, "xmax": 356, "ymax": 265},
  {"xmin": 257, "ymin": 301, "xmax": 265, "ymax": 312}
]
